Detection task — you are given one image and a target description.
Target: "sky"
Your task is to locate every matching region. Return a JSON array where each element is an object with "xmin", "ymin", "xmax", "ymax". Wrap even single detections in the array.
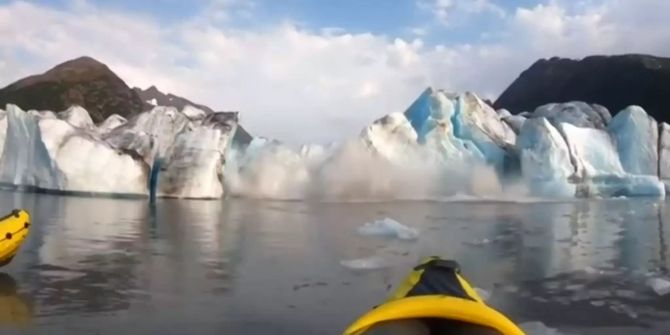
[{"xmin": 1, "ymin": 0, "xmax": 669, "ymax": 143}]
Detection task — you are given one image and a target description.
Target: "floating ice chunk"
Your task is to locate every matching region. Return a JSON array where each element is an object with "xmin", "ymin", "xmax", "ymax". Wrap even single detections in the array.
[
  {"xmin": 340, "ymin": 256, "xmax": 388, "ymax": 270},
  {"xmin": 579, "ymin": 174, "xmax": 665, "ymax": 198},
  {"xmin": 357, "ymin": 218, "xmax": 419, "ymax": 240},
  {"xmin": 464, "ymin": 238, "xmax": 492, "ymax": 246},
  {"xmin": 647, "ymin": 277, "xmax": 670, "ymax": 296},
  {"xmin": 474, "ymin": 287, "xmax": 491, "ymax": 301},
  {"xmin": 608, "ymin": 106, "xmax": 658, "ymax": 176},
  {"xmin": 519, "ymin": 321, "xmax": 560, "ymax": 335},
  {"xmin": 501, "ymin": 284, "xmax": 519, "ymax": 293}
]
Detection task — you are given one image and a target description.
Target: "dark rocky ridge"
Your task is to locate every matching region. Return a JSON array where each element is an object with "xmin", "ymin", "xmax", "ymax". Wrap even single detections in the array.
[
  {"xmin": 494, "ymin": 54, "xmax": 670, "ymax": 122},
  {"xmin": 134, "ymin": 85, "xmax": 214, "ymax": 114},
  {"xmin": 0, "ymin": 56, "xmax": 144, "ymax": 122},
  {"xmin": 0, "ymin": 56, "xmax": 252, "ymax": 145}
]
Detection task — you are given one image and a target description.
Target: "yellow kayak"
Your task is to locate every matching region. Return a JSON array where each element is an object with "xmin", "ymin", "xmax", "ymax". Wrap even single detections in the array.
[
  {"xmin": 0, "ymin": 273, "xmax": 30, "ymax": 326},
  {"xmin": 0, "ymin": 210, "xmax": 30, "ymax": 267},
  {"xmin": 343, "ymin": 257, "xmax": 525, "ymax": 335}
]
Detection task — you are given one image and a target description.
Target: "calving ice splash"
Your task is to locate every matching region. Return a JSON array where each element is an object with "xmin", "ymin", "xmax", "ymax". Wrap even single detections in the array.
[{"xmin": 0, "ymin": 87, "xmax": 668, "ymax": 200}]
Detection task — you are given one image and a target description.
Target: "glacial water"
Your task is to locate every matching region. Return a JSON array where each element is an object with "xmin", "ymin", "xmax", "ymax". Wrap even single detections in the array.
[{"xmin": 0, "ymin": 191, "xmax": 669, "ymax": 334}]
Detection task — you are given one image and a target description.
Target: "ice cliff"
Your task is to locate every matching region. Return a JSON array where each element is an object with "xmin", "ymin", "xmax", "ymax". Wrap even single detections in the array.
[{"xmin": 0, "ymin": 86, "xmax": 668, "ymax": 199}]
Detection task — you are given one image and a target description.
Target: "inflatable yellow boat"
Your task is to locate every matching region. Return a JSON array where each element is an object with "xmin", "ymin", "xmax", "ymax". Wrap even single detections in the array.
[
  {"xmin": 0, "ymin": 210, "xmax": 30, "ymax": 267},
  {"xmin": 343, "ymin": 257, "xmax": 525, "ymax": 335}
]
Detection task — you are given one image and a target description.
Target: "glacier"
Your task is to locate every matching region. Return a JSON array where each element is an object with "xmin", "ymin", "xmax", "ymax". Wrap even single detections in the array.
[
  {"xmin": 0, "ymin": 86, "xmax": 668, "ymax": 200},
  {"xmin": 0, "ymin": 103, "xmax": 238, "ymax": 198}
]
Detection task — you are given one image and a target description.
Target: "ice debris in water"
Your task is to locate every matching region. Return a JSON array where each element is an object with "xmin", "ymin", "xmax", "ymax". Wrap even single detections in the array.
[
  {"xmin": 647, "ymin": 277, "xmax": 670, "ymax": 296},
  {"xmin": 340, "ymin": 256, "xmax": 388, "ymax": 270},
  {"xmin": 356, "ymin": 218, "xmax": 419, "ymax": 240},
  {"xmin": 519, "ymin": 321, "xmax": 560, "ymax": 335},
  {"xmin": 474, "ymin": 287, "xmax": 491, "ymax": 301}
]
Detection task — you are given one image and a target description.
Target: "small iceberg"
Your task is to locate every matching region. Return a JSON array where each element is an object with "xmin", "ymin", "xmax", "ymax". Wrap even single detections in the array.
[
  {"xmin": 519, "ymin": 321, "xmax": 560, "ymax": 335},
  {"xmin": 356, "ymin": 218, "xmax": 419, "ymax": 240},
  {"xmin": 647, "ymin": 277, "xmax": 670, "ymax": 296},
  {"xmin": 474, "ymin": 287, "xmax": 491, "ymax": 301},
  {"xmin": 340, "ymin": 256, "xmax": 388, "ymax": 270}
]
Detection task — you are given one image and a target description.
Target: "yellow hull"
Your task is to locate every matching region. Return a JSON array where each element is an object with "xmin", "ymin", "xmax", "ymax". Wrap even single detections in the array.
[
  {"xmin": 0, "ymin": 210, "xmax": 30, "ymax": 267},
  {"xmin": 343, "ymin": 257, "xmax": 525, "ymax": 335}
]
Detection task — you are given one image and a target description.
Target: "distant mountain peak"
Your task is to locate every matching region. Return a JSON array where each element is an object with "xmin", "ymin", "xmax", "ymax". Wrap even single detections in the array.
[{"xmin": 0, "ymin": 56, "xmax": 143, "ymax": 122}]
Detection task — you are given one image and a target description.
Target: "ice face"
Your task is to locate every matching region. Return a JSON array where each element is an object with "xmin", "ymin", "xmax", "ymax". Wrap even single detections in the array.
[
  {"xmin": 53, "ymin": 134, "xmax": 148, "ymax": 194},
  {"xmin": 157, "ymin": 112, "xmax": 237, "ymax": 198},
  {"xmin": 398, "ymin": 88, "xmax": 516, "ymax": 171},
  {"xmin": 0, "ymin": 109, "xmax": 6, "ymax": 161},
  {"xmin": 658, "ymin": 122, "xmax": 670, "ymax": 179},
  {"xmin": 502, "ymin": 115, "xmax": 526, "ymax": 134},
  {"xmin": 608, "ymin": 106, "xmax": 659, "ymax": 176},
  {"xmin": 578, "ymin": 174, "xmax": 665, "ymax": 198},
  {"xmin": 557, "ymin": 122, "xmax": 624, "ymax": 178},
  {"xmin": 533, "ymin": 102, "xmax": 610, "ymax": 130},
  {"xmin": 0, "ymin": 104, "xmax": 64, "ymax": 189},
  {"xmin": 516, "ymin": 118, "xmax": 576, "ymax": 197}
]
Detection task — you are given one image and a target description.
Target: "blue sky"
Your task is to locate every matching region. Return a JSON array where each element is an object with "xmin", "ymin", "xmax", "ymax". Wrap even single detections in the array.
[
  {"xmin": 1, "ymin": 0, "xmax": 669, "ymax": 143},
  {"xmin": 26, "ymin": 0, "xmax": 538, "ymax": 44}
]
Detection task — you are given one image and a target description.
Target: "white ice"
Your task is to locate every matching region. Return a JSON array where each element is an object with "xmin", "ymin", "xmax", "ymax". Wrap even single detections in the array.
[
  {"xmin": 98, "ymin": 114, "xmax": 127, "ymax": 134},
  {"xmin": 340, "ymin": 256, "xmax": 388, "ymax": 270},
  {"xmin": 181, "ymin": 105, "xmax": 208, "ymax": 120},
  {"xmin": 608, "ymin": 106, "xmax": 658, "ymax": 176},
  {"xmin": 516, "ymin": 118, "xmax": 576, "ymax": 197},
  {"xmin": 157, "ymin": 113, "xmax": 237, "ymax": 198},
  {"xmin": 0, "ymin": 104, "xmax": 63, "ymax": 189},
  {"xmin": 356, "ymin": 218, "xmax": 419, "ymax": 240},
  {"xmin": 518, "ymin": 321, "xmax": 560, "ymax": 335},
  {"xmin": 648, "ymin": 277, "xmax": 670, "ymax": 296},
  {"xmin": 659, "ymin": 122, "xmax": 670, "ymax": 179},
  {"xmin": 558, "ymin": 122, "xmax": 624, "ymax": 178},
  {"xmin": 58, "ymin": 105, "xmax": 95, "ymax": 129},
  {"xmin": 533, "ymin": 102, "xmax": 610, "ymax": 129}
]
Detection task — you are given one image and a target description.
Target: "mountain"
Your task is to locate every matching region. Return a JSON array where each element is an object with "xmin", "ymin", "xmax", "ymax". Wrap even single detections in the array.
[
  {"xmin": 494, "ymin": 54, "xmax": 670, "ymax": 121},
  {"xmin": 0, "ymin": 56, "xmax": 252, "ymax": 145},
  {"xmin": 0, "ymin": 56, "xmax": 144, "ymax": 123},
  {"xmin": 132, "ymin": 86, "xmax": 252, "ymax": 145}
]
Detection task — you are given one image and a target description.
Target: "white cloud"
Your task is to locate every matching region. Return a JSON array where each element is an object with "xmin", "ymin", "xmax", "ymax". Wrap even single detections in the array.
[{"xmin": 0, "ymin": 0, "xmax": 670, "ymax": 143}]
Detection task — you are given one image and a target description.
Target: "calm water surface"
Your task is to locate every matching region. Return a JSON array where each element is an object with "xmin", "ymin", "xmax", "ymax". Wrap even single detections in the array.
[{"xmin": 0, "ymin": 191, "xmax": 669, "ymax": 334}]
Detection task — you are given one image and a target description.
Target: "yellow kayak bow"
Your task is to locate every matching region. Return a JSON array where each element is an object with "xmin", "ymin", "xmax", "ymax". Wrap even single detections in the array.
[
  {"xmin": 343, "ymin": 257, "xmax": 525, "ymax": 335},
  {"xmin": 0, "ymin": 210, "xmax": 30, "ymax": 267}
]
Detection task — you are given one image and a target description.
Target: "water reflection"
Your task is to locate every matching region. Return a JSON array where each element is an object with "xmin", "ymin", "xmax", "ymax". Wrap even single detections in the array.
[{"xmin": 0, "ymin": 273, "xmax": 30, "ymax": 328}]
